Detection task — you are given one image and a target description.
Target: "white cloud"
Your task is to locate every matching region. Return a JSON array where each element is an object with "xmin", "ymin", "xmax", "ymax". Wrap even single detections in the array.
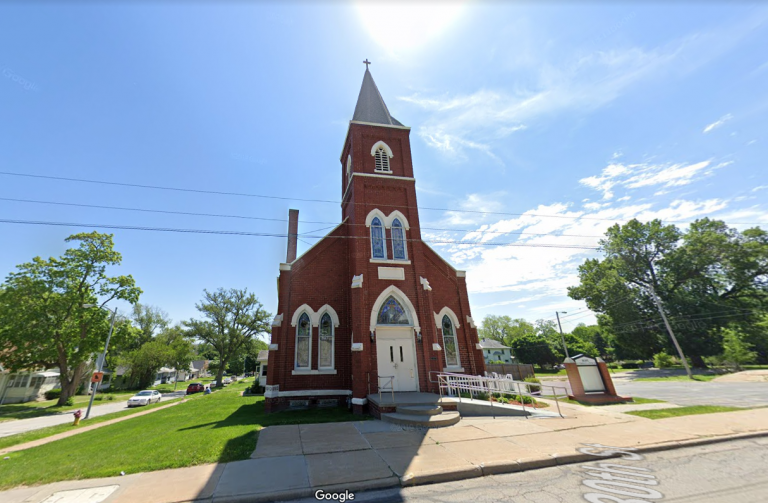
[
  {"xmin": 703, "ymin": 113, "xmax": 733, "ymax": 133},
  {"xmin": 578, "ymin": 160, "xmax": 732, "ymax": 199}
]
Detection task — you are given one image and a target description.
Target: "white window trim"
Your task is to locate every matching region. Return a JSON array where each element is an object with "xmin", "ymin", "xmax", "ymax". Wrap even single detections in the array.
[
  {"xmin": 365, "ymin": 209, "xmax": 410, "ymax": 230},
  {"xmin": 318, "ymin": 312, "xmax": 335, "ymax": 370},
  {"xmin": 390, "ymin": 218, "xmax": 408, "ymax": 261},
  {"xmin": 369, "ymin": 285, "xmax": 421, "ymax": 332},
  {"xmin": 370, "ymin": 141, "xmax": 394, "ymax": 158},
  {"xmin": 370, "ymin": 258, "xmax": 411, "ymax": 265},
  {"xmin": 295, "ymin": 312, "xmax": 312, "ymax": 370}
]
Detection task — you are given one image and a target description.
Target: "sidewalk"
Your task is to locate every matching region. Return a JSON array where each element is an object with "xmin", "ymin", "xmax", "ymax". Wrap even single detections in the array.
[{"xmin": 2, "ymin": 403, "xmax": 767, "ymax": 503}]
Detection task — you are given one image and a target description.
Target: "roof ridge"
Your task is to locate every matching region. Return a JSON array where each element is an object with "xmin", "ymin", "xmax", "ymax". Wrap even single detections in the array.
[{"xmin": 352, "ymin": 68, "xmax": 404, "ymax": 127}]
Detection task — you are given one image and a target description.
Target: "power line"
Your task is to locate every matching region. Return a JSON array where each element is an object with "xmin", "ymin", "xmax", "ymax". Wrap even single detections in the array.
[
  {"xmin": 2, "ymin": 170, "xmax": 764, "ymax": 226},
  {"xmin": 0, "ymin": 196, "xmax": 606, "ymax": 239},
  {"xmin": 0, "ymin": 218, "xmax": 601, "ymax": 250}
]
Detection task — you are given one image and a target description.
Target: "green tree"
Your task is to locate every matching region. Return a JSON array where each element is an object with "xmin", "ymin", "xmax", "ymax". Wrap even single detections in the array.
[
  {"xmin": 478, "ymin": 315, "xmax": 513, "ymax": 344},
  {"xmin": 508, "ymin": 333, "xmax": 559, "ymax": 367},
  {"xmin": 569, "ymin": 219, "xmax": 768, "ymax": 367},
  {"xmin": 721, "ymin": 328, "xmax": 757, "ymax": 371},
  {"xmin": 184, "ymin": 288, "xmax": 271, "ymax": 388},
  {"xmin": 0, "ymin": 232, "xmax": 141, "ymax": 405},
  {"xmin": 129, "ymin": 303, "xmax": 171, "ymax": 349},
  {"xmin": 158, "ymin": 325, "xmax": 196, "ymax": 390},
  {"xmin": 120, "ymin": 340, "xmax": 173, "ymax": 389}
]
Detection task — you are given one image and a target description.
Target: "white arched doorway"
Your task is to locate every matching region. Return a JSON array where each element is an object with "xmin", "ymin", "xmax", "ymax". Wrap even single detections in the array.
[{"xmin": 371, "ymin": 287, "xmax": 419, "ymax": 392}]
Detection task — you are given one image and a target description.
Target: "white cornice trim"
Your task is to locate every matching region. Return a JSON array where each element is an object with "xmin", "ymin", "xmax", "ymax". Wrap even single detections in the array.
[
  {"xmin": 355, "ymin": 172, "xmax": 415, "ymax": 182},
  {"xmin": 350, "ymin": 120, "xmax": 411, "ymax": 131}
]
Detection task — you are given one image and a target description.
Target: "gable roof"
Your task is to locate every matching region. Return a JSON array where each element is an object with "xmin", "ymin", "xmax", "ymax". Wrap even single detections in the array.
[
  {"xmin": 352, "ymin": 68, "xmax": 404, "ymax": 127},
  {"xmin": 478, "ymin": 338, "xmax": 510, "ymax": 349}
]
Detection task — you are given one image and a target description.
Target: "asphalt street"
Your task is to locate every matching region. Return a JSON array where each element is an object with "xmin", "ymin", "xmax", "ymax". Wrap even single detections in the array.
[
  {"xmin": 294, "ymin": 437, "xmax": 768, "ymax": 503},
  {"xmin": 0, "ymin": 391, "xmax": 186, "ymax": 438},
  {"xmin": 613, "ymin": 381, "xmax": 768, "ymax": 407}
]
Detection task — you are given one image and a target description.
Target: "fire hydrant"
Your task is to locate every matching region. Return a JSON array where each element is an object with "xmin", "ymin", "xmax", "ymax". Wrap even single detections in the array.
[{"xmin": 73, "ymin": 409, "xmax": 82, "ymax": 426}]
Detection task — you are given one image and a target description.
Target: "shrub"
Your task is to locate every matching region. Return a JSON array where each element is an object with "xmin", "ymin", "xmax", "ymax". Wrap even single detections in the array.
[
  {"xmin": 621, "ymin": 362, "xmax": 640, "ymax": 369},
  {"xmin": 64, "ymin": 397, "xmax": 74, "ymax": 406},
  {"xmin": 106, "ymin": 394, "xmax": 115, "ymax": 401},
  {"xmin": 94, "ymin": 395, "xmax": 104, "ymax": 401},
  {"xmin": 497, "ymin": 397, "xmax": 509, "ymax": 404},
  {"xmin": 653, "ymin": 351, "xmax": 675, "ymax": 369},
  {"xmin": 459, "ymin": 391, "xmax": 472, "ymax": 399},
  {"xmin": 476, "ymin": 392, "xmax": 489, "ymax": 401},
  {"xmin": 45, "ymin": 389, "xmax": 62, "ymax": 400}
]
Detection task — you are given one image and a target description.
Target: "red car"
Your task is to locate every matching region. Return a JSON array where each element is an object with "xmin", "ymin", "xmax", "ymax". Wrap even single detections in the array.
[{"xmin": 186, "ymin": 383, "xmax": 205, "ymax": 394}]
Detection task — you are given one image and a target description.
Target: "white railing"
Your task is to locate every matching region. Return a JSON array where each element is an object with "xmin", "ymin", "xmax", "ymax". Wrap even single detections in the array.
[
  {"xmin": 378, "ymin": 375, "xmax": 395, "ymax": 404},
  {"xmin": 430, "ymin": 371, "xmax": 567, "ymax": 418}
]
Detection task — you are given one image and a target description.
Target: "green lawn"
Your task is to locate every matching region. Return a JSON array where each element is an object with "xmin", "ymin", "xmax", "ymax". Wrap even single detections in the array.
[
  {"xmin": 0, "ymin": 393, "xmax": 136, "ymax": 421},
  {"xmin": 626, "ymin": 405, "xmax": 744, "ymax": 419},
  {"xmin": 0, "ymin": 396, "xmax": 186, "ymax": 451},
  {"xmin": 0, "ymin": 385, "xmax": 360, "ymax": 490},
  {"xmin": 633, "ymin": 374, "xmax": 718, "ymax": 382}
]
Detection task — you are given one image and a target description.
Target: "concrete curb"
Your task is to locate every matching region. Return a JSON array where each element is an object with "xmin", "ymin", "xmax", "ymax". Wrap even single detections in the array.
[{"xmin": 207, "ymin": 476, "xmax": 401, "ymax": 503}]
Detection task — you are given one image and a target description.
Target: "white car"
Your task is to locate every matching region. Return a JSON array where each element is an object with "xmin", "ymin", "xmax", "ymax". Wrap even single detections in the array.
[
  {"xmin": 222, "ymin": 377, "xmax": 232, "ymax": 385},
  {"xmin": 127, "ymin": 390, "xmax": 161, "ymax": 407}
]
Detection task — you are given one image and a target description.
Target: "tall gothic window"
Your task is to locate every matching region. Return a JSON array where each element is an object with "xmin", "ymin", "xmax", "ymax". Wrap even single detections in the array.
[
  {"xmin": 442, "ymin": 315, "xmax": 459, "ymax": 367},
  {"xmin": 391, "ymin": 218, "xmax": 406, "ymax": 260},
  {"xmin": 371, "ymin": 217, "xmax": 386, "ymax": 259},
  {"xmin": 319, "ymin": 313, "xmax": 334, "ymax": 369},
  {"xmin": 374, "ymin": 147, "xmax": 390, "ymax": 172},
  {"xmin": 377, "ymin": 296, "xmax": 410, "ymax": 325},
  {"xmin": 346, "ymin": 155, "xmax": 352, "ymax": 185},
  {"xmin": 295, "ymin": 313, "xmax": 311, "ymax": 369}
]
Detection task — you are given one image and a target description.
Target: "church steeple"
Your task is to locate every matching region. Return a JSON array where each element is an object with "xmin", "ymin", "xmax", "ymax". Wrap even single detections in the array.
[{"xmin": 352, "ymin": 65, "xmax": 404, "ymax": 127}]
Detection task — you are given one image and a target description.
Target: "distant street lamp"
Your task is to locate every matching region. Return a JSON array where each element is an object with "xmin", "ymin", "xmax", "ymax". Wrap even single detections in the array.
[
  {"xmin": 555, "ymin": 311, "xmax": 570, "ymax": 359},
  {"xmin": 83, "ymin": 304, "xmax": 118, "ymax": 420}
]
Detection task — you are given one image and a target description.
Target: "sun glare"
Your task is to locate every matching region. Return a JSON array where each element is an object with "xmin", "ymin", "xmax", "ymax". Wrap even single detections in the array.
[{"xmin": 356, "ymin": 2, "xmax": 466, "ymax": 53}]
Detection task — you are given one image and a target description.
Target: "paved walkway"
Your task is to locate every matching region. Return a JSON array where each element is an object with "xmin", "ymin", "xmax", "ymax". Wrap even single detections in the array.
[
  {"xmin": 1, "ymin": 401, "xmax": 766, "ymax": 503},
  {"xmin": 0, "ymin": 391, "xmax": 186, "ymax": 438}
]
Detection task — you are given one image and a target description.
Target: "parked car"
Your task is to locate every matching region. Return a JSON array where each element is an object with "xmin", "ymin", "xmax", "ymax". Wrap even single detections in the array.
[
  {"xmin": 222, "ymin": 377, "xmax": 232, "ymax": 385},
  {"xmin": 128, "ymin": 390, "xmax": 161, "ymax": 407},
  {"xmin": 186, "ymin": 382, "xmax": 205, "ymax": 394}
]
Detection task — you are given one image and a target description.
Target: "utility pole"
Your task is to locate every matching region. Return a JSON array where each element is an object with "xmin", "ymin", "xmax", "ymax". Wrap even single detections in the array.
[
  {"xmin": 84, "ymin": 306, "xmax": 118, "ymax": 419},
  {"xmin": 555, "ymin": 311, "xmax": 570, "ymax": 359},
  {"xmin": 648, "ymin": 286, "xmax": 693, "ymax": 379}
]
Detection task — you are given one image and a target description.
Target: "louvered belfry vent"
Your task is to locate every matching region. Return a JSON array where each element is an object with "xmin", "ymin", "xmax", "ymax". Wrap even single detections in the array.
[{"xmin": 374, "ymin": 147, "xmax": 390, "ymax": 172}]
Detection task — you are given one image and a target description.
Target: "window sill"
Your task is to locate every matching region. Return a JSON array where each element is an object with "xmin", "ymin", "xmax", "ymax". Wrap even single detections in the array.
[
  {"xmin": 370, "ymin": 259, "xmax": 411, "ymax": 265},
  {"xmin": 373, "ymin": 169, "xmax": 393, "ymax": 174},
  {"xmin": 443, "ymin": 367, "xmax": 465, "ymax": 373},
  {"xmin": 291, "ymin": 369, "xmax": 337, "ymax": 375}
]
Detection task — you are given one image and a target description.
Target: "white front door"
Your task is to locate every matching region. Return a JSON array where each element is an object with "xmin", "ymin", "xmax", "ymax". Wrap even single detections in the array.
[{"xmin": 376, "ymin": 329, "xmax": 418, "ymax": 392}]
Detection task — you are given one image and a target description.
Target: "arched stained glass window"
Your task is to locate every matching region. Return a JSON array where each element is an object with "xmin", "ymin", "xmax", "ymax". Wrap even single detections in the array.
[
  {"xmin": 319, "ymin": 313, "xmax": 334, "ymax": 369},
  {"xmin": 371, "ymin": 217, "xmax": 386, "ymax": 259},
  {"xmin": 295, "ymin": 313, "xmax": 311, "ymax": 369},
  {"xmin": 391, "ymin": 219, "xmax": 406, "ymax": 260},
  {"xmin": 442, "ymin": 315, "xmax": 459, "ymax": 367},
  {"xmin": 377, "ymin": 296, "xmax": 410, "ymax": 325}
]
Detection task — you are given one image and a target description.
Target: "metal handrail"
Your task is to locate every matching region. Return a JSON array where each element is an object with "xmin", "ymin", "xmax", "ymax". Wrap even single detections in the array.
[
  {"xmin": 378, "ymin": 375, "xmax": 395, "ymax": 404},
  {"xmin": 429, "ymin": 370, "xmax": 567, "ymax": 418}
]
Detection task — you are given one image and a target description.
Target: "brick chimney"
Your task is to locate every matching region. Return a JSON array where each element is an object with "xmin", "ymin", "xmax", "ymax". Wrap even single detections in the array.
[{"xmin": 286, "ymin": 209, "xmax": 299, "ymax": 263}]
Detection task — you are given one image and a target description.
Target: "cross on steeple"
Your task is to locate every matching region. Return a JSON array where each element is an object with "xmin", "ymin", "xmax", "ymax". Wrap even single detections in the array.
[{"xmin": 363, "ymin": 59, "xmax": 371, "ymax": 70}]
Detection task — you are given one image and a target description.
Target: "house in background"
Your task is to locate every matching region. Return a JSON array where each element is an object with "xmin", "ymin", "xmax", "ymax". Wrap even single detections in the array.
[
  {"xmin": 478, "ymin": 339, "xmax": 515, "ymax": 364},
  {"xmin": 255, "ymin": 350, "xmax": 268, "ymax": 386},
  {"xmin": 0, "ymin": 364, "xmax": 60, "ymax": 404},
  {"xmin": 190, "ymin": 360, "xmax": 209, "ymax": 379}
]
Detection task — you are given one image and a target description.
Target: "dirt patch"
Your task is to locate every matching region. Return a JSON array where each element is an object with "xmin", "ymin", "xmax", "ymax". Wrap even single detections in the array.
[{"xmin": 713, "ymin": 370, "xmax": 768, "ymax": 383}]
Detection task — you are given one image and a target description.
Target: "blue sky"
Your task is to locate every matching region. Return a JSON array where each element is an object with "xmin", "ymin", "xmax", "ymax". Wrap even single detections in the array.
[{"xmin": 1, "ymin": 2, "xmax": 767, "ymax": 334}]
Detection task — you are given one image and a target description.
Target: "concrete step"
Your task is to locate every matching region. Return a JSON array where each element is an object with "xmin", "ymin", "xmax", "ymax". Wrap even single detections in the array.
[
  {"xmin": 396, "ymin": 405, "xmax": 443, "ymax": 416},
  {"xmin": 381, "ymin": 411, "xmax": 461, "ymax": 428}
]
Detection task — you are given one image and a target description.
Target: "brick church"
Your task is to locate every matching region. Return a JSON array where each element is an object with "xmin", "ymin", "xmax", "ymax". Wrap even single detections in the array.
[{"xmin": 265, "ymin": 66, "xmax": 486, "ymax": 414}]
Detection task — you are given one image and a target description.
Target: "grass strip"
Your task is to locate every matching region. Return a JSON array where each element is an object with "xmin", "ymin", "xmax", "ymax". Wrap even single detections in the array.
[
  {"xmin": 0, "ymin": 397, "xmax": 186, "ymax": 451},
  {"xmin": 541, "ymin": 396, "xmax": 666, "ymax": 407},
  {"xmin": 626, "ymin": 405, "xmax": 743, "ymax": 419},
  {"xmin": 0, "ymin": 388, "xmax": 361, "ymax": 490}
]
